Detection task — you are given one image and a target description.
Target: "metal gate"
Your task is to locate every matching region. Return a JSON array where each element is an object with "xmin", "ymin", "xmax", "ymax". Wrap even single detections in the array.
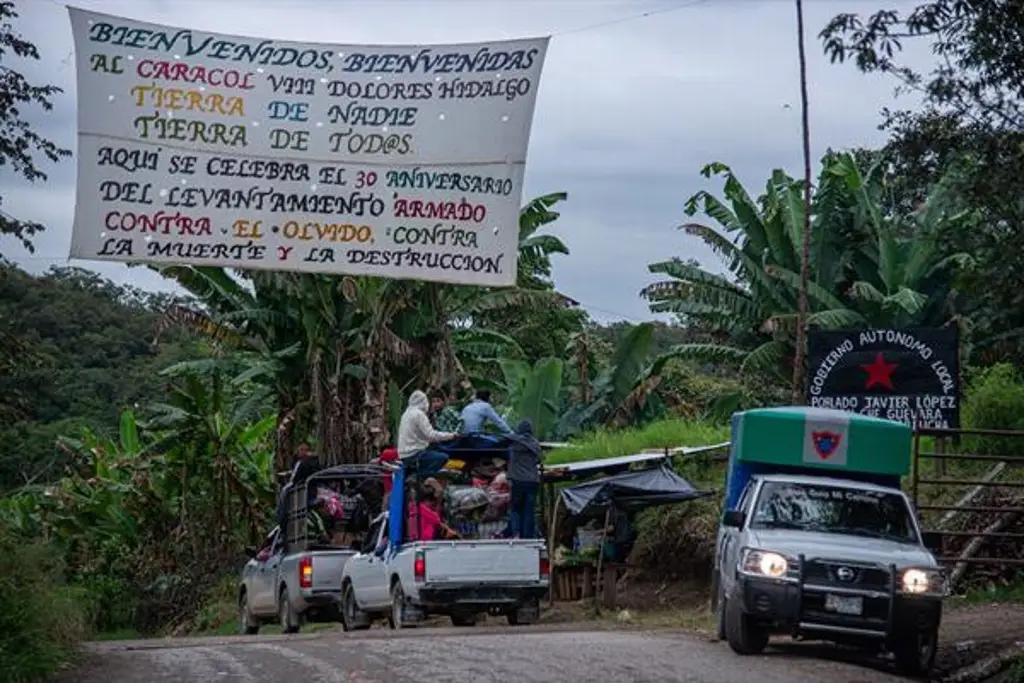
[{"xmin": 912, "ymin": 427, "xmax": 1024, "ymax": 579}]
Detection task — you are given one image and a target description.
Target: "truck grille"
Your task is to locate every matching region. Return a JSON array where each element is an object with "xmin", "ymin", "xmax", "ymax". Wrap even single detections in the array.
[
  {"xmin": 801, "ymin": 591, "xmax": 890, "ymax": 630},
  {"xmin": 803, "ymin": 559, "xmax": 892, "ymax": 591}
]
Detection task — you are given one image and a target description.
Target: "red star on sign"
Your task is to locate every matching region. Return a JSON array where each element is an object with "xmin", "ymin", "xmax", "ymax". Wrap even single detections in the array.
[{"xmin": 861, "ymin": 352, "xmax": 897, "ymax": 391}]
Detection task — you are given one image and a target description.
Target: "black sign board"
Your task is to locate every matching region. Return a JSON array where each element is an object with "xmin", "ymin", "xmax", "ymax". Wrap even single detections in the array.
[{"xmin": 807, "ymin": 327, "xmax": 960, "ymax": 429}]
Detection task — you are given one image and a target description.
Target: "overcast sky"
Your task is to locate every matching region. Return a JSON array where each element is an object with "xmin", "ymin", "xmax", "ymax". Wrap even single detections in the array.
[{"xmin": 2, "ymin": 0, "xmax": 930, "ymax": 323}]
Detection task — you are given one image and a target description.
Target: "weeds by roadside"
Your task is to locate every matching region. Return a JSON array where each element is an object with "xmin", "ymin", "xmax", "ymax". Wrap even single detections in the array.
[{"xmin": 0, "ymin": 520, "xmax": 88, "ymax": 683}]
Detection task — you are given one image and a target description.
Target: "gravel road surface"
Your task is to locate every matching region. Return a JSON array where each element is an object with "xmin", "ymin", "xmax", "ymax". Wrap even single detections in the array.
[{"xmin": 62, "ymin": 627, "xmax": 910, "ymax": 683}]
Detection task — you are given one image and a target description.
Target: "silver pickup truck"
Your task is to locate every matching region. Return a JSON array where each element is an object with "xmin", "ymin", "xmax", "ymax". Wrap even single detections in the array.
[
  {"xmin": 238, "ymin": 525, "xmax": 355, "ymax": 634},
  {"xmin": 713, "ymin": 473, "xmax": 946, "ymax": 678},
  {"xmin": 341, "ymin": 512, "xmax": 549, "ymax": 629},
  {"xmin": 238, "ymin": 464, "xmax": 387, "ymax": 634}
]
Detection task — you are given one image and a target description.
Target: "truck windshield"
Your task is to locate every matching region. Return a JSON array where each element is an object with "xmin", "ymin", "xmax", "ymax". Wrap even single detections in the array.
[{"xmin": 750, "ymin": 482, "xmax": 918, "ymax": 544}]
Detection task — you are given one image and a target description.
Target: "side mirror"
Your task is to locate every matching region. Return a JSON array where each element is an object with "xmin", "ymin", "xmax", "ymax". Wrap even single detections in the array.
[
  {"xmin": 921, "ymin": 531, "xmax": 943, "ymax": 552},
  {"xmin": 374, "ymin": 541, "xmax": 388, "ymax": 558},
  {"xmin": 722, "ymin": 510, "xmax": 745, "ymax": 529},
  {"xmin": 244, "ymin": 546, "xmax": 259, "ymax": 558}
]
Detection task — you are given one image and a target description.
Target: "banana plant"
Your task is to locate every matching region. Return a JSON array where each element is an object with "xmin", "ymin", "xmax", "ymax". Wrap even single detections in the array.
[
  {"xmin": 555, "ymin": 322, "xmax": 675, "ymax": 437},
  {"xmin": 644, "ymin": 151, "xmax": 972, "ymax": 381},
  {"xmin": 495, "ymin": 357, "xmax": 564, "ymax": 440}
]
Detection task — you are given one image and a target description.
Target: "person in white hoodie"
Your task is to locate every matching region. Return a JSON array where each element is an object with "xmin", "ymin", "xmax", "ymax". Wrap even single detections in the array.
[{"xmin": 398, "ymin": 390, "xmax": 458, "ymax": 478}]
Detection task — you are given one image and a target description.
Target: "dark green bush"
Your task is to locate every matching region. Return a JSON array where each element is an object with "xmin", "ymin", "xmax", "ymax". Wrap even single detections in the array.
[
  {"xmin": 0, "ymin": 520, "xmax": 87, "ymax": 683},
  {"xmin": 962, "ymin": 363, "xmax": 1024, "ymax": 455}
]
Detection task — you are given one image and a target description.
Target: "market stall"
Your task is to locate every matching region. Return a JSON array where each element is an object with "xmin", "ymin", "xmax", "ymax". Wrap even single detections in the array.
[{"xmin": 547, "ymin": 462, "xmax": 715, "ymax": 606}]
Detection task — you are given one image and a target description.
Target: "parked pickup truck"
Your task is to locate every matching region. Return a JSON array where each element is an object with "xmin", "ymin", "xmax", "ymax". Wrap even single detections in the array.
[
  {"xmin": 238, "ymin": 463, "xmax": 387, "ymax": 634},
  {"xmin": 712, "ymin": 408, "xmax": 946, "ymax": 678},
  {"xmin": 341, "ymin": 466, "xmax": 549, "ymax": 629}
]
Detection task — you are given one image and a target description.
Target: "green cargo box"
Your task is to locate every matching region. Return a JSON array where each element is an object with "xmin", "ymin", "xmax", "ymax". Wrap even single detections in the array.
[{"xmin": 733, "ymin": 406, "xmax": 912, "ymax": 476}]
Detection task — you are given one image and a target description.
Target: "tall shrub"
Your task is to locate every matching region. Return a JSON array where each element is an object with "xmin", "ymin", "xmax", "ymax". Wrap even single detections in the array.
[{"xmin": 0, "ymin": 519, "xmax": 87, "ymax": 682}]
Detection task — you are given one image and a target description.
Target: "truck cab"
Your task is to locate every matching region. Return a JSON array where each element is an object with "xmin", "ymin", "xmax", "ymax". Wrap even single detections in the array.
[{"xmin": 712, "ymin": 407, "xmax": 946, "ymax": 678}]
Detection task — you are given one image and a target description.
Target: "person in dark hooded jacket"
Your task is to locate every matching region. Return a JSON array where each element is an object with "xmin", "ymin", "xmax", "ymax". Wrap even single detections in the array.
[{"xmin": 506, "ymin": 419, "xmax": 542, "ymax": 538}]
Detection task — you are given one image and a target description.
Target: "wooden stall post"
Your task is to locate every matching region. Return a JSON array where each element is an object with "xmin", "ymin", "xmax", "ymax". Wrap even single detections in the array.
[
  {"xmin": 594, "ymin": 507, "xmax": 612, "ymax": 615},
  {"xmin": 547, "ymin": 495, "xmax": 561, "ymax": 606}
]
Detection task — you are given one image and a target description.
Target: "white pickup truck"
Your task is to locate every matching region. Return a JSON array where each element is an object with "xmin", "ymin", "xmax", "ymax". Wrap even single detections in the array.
[
  {"xmin": 713, "ymin": 473, "xmax": 946, "ymax": 677},
  {"xmin": 340, "ymin": 511, "xmax": 550, "ymax": 629}
]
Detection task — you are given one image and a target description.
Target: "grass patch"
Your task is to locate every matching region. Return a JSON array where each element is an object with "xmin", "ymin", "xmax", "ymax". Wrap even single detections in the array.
[
  {"xmin": 547, "ymin": 419, "xmax": 729, "ymax": 465},
  {"xmin": 953, "ymin": 575, "xmax": 1024, "ymax": 606}
]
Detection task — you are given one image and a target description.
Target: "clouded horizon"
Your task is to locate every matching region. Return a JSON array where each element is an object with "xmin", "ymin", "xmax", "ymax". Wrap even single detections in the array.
[{"xmin": 2, "ymin": 0, "xmax": 930, "ymax": 323}]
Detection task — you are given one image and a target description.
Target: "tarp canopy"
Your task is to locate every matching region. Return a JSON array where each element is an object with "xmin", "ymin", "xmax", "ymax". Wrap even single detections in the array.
[
  {"xmin": 543, "ymin": 442, "xmax": 730, "ymax": 482},
  {"xmin": 559, "ymin": 464, "xmax": 713, "ymax": 517}
]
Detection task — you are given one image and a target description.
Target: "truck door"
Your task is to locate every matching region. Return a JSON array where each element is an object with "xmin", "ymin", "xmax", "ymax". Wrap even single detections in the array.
[
  {"xmin": 250, "ymin": 528, "xmax": 281, "ymax": 613},
  {"xmin": 351, "ymin": 514, "xmax": 390, "ymax": 610},
  {"xmin": 720, "ymin": 480, "xmax": 757, "ymax": 596}
]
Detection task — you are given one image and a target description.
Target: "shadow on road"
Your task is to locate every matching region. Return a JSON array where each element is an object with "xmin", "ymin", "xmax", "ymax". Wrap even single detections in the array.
[{"xmin": 762, "ymin": 640, "xmax": 912, "ymax": 681}]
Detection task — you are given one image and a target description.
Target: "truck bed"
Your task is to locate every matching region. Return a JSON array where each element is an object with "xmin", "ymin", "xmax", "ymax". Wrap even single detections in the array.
[
  {"xmin": 296, "ymin": 548, "xmax": 358, "ymax": 594},
  {"xmin": 417, "ymin": 539, "xmax": 545, "ymax": 584}
]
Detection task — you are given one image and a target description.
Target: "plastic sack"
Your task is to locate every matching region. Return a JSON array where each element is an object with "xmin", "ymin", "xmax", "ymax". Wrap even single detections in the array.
[
  {"xmin": 448, "ymin": 485, "xmax": 491, "ymax": 514},
  {"xmin": 316, "ymin": 486, "xmax": 346, "ymax": 520}
]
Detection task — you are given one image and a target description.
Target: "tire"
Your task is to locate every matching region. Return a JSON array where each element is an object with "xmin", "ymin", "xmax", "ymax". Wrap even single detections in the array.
[
  {"xmin": 278, "ymin": 588, "xmax": 302, "ymax": 635},
  {"xmin": 715, "ymin": 581, "xmax": 727, "ymax": 642},
  {"xmin": 507, "ymin": 598, "xmax": 539, "ymax": 626},
  {"xmin": 341, "ymin": 583, "xmax": 371, "ymax": 632},
  {"xmin": 892, "ymin": 625, "xmax": 938, "ymax": 678},
  {"xmin": 388, "ymin": 582, "xmax": 406, "ymax": 630},
  {"xmin": 451, "ymin": 613, "xmax": 478, "ymax": 627},
  {"xmin": 238, "ymin": 591, "xmax": 260, "ymax": 635},
  {"xmin": 724, "ymin": 594, "xmax": 769, "ymax": 655}
]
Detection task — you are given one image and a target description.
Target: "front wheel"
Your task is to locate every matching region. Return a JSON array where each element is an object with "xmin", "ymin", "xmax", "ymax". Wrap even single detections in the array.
[
  {"xmin": 892, "ymin": 625, "xmax": 938, "ymax": 678},
  {"xmin": 279, "ymin": 588, "xmax": 302, "ymax": 634},
  {"xmin": 341, "ymin": 583, "xmax": 371, "ymax": 632},
  {"xmin": 388, "ymin": 582, "xmax": 406, "ymax": 630},
  {"xmin": 714, "ymin": 581, "xmax": 727, "ymax": 642},
  {"xmin": 238, "ymin": 591, "xmax": 260, "ymax": 635},
  {"xmin": 724, "ymin": 596, "xmax": 768, "ymax": 655}
]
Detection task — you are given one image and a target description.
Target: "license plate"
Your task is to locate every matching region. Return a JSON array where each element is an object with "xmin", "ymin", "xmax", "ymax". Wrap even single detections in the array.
[{"xmin": 824, "ymin": 594, "xmax": 863, "ymax": 615}]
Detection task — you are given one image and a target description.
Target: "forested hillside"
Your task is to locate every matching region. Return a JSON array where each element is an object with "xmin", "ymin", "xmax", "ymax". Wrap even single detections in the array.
[{"xmin": 0, "ymin": 264, "xmax": 202, "ymax": 491}]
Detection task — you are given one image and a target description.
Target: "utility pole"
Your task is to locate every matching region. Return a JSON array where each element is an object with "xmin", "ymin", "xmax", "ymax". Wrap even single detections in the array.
[{"xmin": 791, "ymin": 0, "xmax": 813, "ymax": 405}]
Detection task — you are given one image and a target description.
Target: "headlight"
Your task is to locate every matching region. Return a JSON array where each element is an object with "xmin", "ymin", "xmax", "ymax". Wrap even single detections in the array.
[
  {"xmin": 740, "ymin": 548, "xmax": 792, "ymax": 579},
  {"xmin": 901, "ymin": 568, "xmax": 944, "ymax": 595}
]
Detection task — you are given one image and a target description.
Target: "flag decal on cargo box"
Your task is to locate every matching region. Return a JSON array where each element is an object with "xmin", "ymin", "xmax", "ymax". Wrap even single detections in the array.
[
  {"xmin": 811, "ymin": 431, "xmax": 842, "ymax": 460},
  {"xmin": 802, "ymin": 411, "xmax": 850, "ymax": 467}
]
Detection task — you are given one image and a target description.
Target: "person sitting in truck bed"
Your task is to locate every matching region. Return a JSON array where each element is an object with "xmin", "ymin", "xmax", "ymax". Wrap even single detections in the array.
[
  {"xmin": 460, "ymin": 389, "xmax": 512, "ymax": 435},
  {"xmin": 407, "ymin": 478, "xmax": 460, "ymax": 541},
  {"xmin": 398, "ymin": 390, "xmax": 458, "ymax": 479}
]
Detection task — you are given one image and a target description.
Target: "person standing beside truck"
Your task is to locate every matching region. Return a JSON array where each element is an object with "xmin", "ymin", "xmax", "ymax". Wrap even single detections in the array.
[
  {"xmin": 460, "ymin": 389, "xmax": 511, "ymax": 435},
  {"xmin": 398, "ymin": 390, "xmax": 457, "ymax": 478},
  {"xmin": 506, "ymin": 419, "xmax": 542, "ymax": 538}
]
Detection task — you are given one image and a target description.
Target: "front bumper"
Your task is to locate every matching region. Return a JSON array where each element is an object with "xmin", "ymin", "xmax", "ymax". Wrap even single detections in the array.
[
  {"xmin": 417, "ymin": 582, "xmax": 548, "ymax": 609},
  {"xmin": 736, "ymin": 558, "xmax": 942, "ymax": 644}
]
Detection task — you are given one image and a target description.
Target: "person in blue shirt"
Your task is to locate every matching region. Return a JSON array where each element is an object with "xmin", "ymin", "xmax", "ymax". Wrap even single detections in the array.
[{"xmin": 460, "ymin": 389, "xmax": 511, "ymax": 435}]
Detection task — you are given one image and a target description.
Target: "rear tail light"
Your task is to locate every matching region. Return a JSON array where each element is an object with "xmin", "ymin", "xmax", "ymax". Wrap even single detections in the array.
[
  {"xmin": 539, "ymin": 554, "xmax": 550, "ymax": 577},
  {"xmin": 299, "ymin": 555, "xmax": 313, "ymax": 589},
  {"xmin": 413, "ymin": 550, "xmax": 426, "ymax": 582}
]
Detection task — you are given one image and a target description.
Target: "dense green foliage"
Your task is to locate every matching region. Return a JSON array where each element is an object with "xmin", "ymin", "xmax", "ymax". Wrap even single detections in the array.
[
  {"xmin": 0, "ymin": 521, "xmax": 86, "ymax": 683},
  {"xmin": 0, "ymin": 265, "xmax": 202, "ymax": 490}
]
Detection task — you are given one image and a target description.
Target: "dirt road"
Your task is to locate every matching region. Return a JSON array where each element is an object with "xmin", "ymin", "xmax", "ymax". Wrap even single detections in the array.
[{"xmin": 61, "ymin": 627, "xmax": 909, "ymax": 683}]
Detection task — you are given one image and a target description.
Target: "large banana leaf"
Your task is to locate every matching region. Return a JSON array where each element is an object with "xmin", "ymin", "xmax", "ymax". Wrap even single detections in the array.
[{"xmin": 513, "ymin": 357, "xmax": 563, "ymax": 440}]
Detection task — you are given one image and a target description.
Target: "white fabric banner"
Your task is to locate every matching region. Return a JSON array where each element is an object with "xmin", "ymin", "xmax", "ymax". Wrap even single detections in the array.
[{"xmin": 68, "ymin": 8, "xmax": 549, "ymax": 286}]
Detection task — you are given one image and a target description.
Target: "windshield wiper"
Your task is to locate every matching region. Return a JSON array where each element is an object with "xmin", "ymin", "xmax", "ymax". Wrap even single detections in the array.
[
  {"xmin": 755, "ymin": 520, "xmax": 809, "ymax": 531},
  {"xmin": 833, "ymin": 526, "xmax": 913, "ymax": 543}
]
